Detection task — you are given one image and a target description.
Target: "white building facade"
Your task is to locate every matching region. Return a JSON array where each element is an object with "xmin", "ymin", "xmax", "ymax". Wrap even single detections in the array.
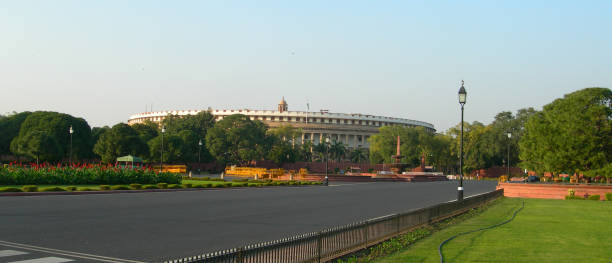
[{"xmin": 127, "ymin": 99, "xmax": 435, "ymax": 149}]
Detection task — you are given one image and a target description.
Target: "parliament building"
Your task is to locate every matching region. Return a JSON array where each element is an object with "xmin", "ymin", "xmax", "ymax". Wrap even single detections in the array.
[{"xmin": 127, "ymin": 98, "xmax": 435, "ymax": 149}]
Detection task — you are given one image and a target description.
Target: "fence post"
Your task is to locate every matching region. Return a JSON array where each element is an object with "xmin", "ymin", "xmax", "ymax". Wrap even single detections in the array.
[
  {"xmin": 364, "ymin": 222, "xmax": 369, "ymax": 249},
  {"xmin": 396, "ymin": 214, "xmax": 400, "ymax": 234},
  {"xmin": 236, "ymin": 247, "xmax": 243, "ymax": 263},
  {"xmin": 317, "ymin": 231, "xmax": 322, "ymax": 263}
]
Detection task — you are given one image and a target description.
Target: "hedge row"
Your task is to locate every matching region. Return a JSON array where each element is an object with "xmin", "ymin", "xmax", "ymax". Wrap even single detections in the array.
[{"xmin": 0, "ymin": 165, "xmax": 181, "ymax": 185}]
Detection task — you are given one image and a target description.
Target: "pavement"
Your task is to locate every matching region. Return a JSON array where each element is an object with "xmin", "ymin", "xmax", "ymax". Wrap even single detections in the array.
[{"xmin": 0, "ymin": 180, "xmax": 497, "ymax": 262}]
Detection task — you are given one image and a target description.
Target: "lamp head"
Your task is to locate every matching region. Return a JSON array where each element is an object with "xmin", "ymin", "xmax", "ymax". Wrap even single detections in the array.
[
  {"xmin": 458, "ymin": 80, "xmax": 467, "ymax": 105},
  {"xmin": 507, "ymin": 131, "xmax": 512, "ymax": 138},
  {"xmin": 69, "ymin": 126, "xmax": 73, "ymax": 134}
]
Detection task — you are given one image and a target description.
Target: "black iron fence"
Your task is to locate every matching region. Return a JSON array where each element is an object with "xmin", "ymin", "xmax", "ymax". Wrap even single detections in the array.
[{"xmin": 165, "ymin": 189, "xmax": 503, "ymax": 263}]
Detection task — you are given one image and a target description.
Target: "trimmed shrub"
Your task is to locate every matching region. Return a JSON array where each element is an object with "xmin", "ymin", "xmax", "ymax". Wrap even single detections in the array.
[
  {"xmin": 605, "ymin": 193, "xmax": 612, "ymax": 201},
  {"xmin": 247, "ymin": 183, "xmax": 258, "ymax": 187},
  {"xmin": 129, "ymin": 184, "xmax": 142, "ymax": 190},
  {"xmin": 65, "ymin": 186, "xmax": 77, "ymax": 191},
  {"xmin": 157, "ymin": 183, "xmax": 168, "ymax": 189},
  {"xmin": 182, "ymin": 183, "xmax": 193, "ymax": 188},
  {"xmin": 263, "ymin": 183, "xmax": 272, "ymax": 186},
  {"xmin": 167, "ymin": 184, "xmax": 181, "ymax": 189},
  {"xmin": 588, "ymin": 195, "xmax": 601, "ymax": 201},
  {"xmin": 99, "ymin": 185, "xmax": 111, "ymax": 190},
  {"xmin": 232, "ymin": 182, "xmax": 247, "ymax": 187},
  {"xmin": 77, "ymin": 187, "xmax": 94, "ymax": 191},
  {"xmin": 0, "ymin": 165, "xmax": 181, "ymax": 185},
  {"xmin": 565, "ymin": 195, "xmax": 584, "ymax": 200},
  {"xmin": 22, "ymin": 185, "xmax": 38, "ymax": 192},
  {"xmin": 143, "ymin": 185, "xmax": 158, "ymax": 190},
  {"xmin": 0, "ymin": 187, "xmax": 22, "ymax": 192},
  {"xmin": 204, "ymin": 183, "xmax": 213, "ymax": 188},
  {"xmin": 111, "ymin": 185, "xmax": 130, "ymax": 190},
  {"xmin": 40, "ymin": 186, "xmax": 66, "ymax": 192}
]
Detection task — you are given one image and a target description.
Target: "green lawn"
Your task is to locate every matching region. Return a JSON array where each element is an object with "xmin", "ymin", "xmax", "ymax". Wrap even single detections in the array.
[{"xmin": 376, "ymin": 198, "xmax": 612, "ymax": 263}]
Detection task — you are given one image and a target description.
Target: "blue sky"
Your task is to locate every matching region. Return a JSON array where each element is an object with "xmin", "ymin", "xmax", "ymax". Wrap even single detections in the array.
[{"xmin": 1, "ymin": 1, "xmax": 610, "ymax": 132}]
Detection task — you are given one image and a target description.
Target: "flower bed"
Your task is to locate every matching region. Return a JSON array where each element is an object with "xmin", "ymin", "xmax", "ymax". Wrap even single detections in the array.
[{"xmin": 0, "ymin": 162, "xmax": 181, "ymax": 185}]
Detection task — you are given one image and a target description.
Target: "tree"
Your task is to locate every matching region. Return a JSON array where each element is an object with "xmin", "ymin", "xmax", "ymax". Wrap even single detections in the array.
[
  {"xmin": 93, "ymin": 123, "xmax": 148, "ymax": 163},
  {"xmin": 10, "ymin": 111, "xmax": 92, "ymax": 162},
  {"xmin": 205, "ymin": 114, "xmax": 270, "ymax": 165},
  {"xmin": 368, "ymin": 126, "xmax": 432, "ymax": 167},
  {"xmin": 161, "ymin": 112, "xmax": 215, "ymax": 162},
  {"xmin": 148, "ymin": 134, "xmax": 185, "ymax": 163},
  {"xmin": 131, "ymin": 121, "xmax": 159, "ymax": 143},
  {"xmin": 329, "ymin": 140, "xmax": 347, "ymax": 161},
  {"xmin": 0, "ymin": 111, "xmax": 32, "ymax": 156},
  {"xmin": 349, "ymin": 147, "xmax": 368, "ymax": 163},
  {"xmin": 10, "ymin": 131, "xmax": 61, "ymax": 163},
  {"xmin": 519, "ymin": 87, "xmax": 612, "ymax": 177}
]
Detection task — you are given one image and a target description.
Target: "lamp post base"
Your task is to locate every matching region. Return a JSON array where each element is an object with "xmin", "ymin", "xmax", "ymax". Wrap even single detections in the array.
[{"xmin": 457, "ymin": 187, "xmax": 464, "ymax": 201}]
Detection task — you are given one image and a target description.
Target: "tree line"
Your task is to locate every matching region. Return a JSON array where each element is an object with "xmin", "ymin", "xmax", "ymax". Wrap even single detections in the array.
[{"xmin": 1, "ymin": 87, "xmax": 609, "ymax": 177}]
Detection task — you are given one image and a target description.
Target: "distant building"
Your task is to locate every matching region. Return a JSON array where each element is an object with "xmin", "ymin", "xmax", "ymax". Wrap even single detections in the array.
[{"xmin": 127, "ymin": 98, "xmax": 435, "ymax": 149}]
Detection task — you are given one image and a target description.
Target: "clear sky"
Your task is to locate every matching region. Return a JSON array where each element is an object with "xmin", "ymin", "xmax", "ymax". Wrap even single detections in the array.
[{"xmin": 1, "ymin": 1, "xmax": 610, "ymax": 132}]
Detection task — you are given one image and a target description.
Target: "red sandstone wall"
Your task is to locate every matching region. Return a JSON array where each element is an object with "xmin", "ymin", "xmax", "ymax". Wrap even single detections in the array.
[{"xmin": 497, "ymin": 183, "xmax": 612, "ymax": 200}]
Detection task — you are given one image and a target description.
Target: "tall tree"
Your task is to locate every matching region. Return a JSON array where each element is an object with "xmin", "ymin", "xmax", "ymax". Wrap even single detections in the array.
[
  {"xmin": 10, "ymin": 111, "xmax": 92, "ymax": 162},
  {"xmin": 0, "ymin": 111, "xmax": 32, "ymax": 156},
  {"xmin": 368, "ymin": 126, "xmax": 432, "ymax": 167},
  {"xmin": 519, "ymin": 87, "xmax": 612, "ymax": 176},
  {"xmin": 205, "ymin": 114, "xmax": 270, "ymax": 165},
  {"xmin": 93, "ymin": 123, "xmax": 148, "ymax": 163}
]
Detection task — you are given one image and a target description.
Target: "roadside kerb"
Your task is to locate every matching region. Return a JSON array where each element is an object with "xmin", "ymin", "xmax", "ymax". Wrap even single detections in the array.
[
  {"xmin": 165, "ymin": 189, "xmax": 504, "ymax": 263},
  {"xmin": 0, "ymin": 185, "xmax": 321, "ymax": 197}
]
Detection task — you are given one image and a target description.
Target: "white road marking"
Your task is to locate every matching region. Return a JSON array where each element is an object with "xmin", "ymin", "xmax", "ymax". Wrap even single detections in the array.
[
  {"xmin": 7, "ymin": 257, "xmax": 74, "ymax": 263},
  {"xmin": 0, "ymin": 250, "xmax": 28, "ymax": 257},
  {"xmin": 0, "ymin": 240, "xmax": 145, "ymax": 263}
]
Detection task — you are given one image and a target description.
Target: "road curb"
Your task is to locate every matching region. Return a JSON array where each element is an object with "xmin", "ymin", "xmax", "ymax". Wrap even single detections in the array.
[{"xmin": 0, "ymin": 184, "xmax": 321, "ymax": 197}]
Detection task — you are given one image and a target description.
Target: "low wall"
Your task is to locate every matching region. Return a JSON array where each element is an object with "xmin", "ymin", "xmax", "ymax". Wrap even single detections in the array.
[{"xmin": 497, "ymin": 183, "xmax": 612, "ymax": 200}]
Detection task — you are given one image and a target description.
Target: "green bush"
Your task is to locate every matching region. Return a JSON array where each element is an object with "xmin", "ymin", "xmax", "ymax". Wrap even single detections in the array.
[
  {"xmin": 588, "ymin": 195, "xmax": 601, "ymax": 200},
  {"xmin": 565, "ymin": 195, "xmax": 584, "ymax": 200},
  {"xmin": 213, "ymin": 184, "xmax": 226, "ymax": 188},
  {"xmin": 129, "ymin": 184, "xmax": 142, "ymax": 190},
  {"xmin": 232, "ymin": 182, "xmax": 247, "ymax": 187},
  {"xmin": 263, "ymin": 183, "xmax": 272, "ymax": 186},
  {"xmin": 605, "ymin": 193, "xmax": 612, "ymax": 201},
  {"xmin": 0, "ymin": 165, "xmax": 181, "ymax": 185},
  {"xmin": 143, "ymin": 185, "xmax": 158, "ymax": 190},
  {"xmin": 40, "ymin": 186, "xmax": 66, "ymax": 192},
  {"xmin": 77, "ymin": 187, "xmax": 94, "ymax": 191},
  {"xmin": 247, "ymin": 183, "xmax": 258, "ymax": 187},
  {"xmin": 167, "ymin": 184, "xmax": 182, "ymax": 189},
  {"xmin": 99, "ymin": 185, "xmax": 111, "ymax": 190},
  {"xmin": 22, "ymin": 185, "xmax": 38, "ymax": 192},
  {"xmin": 65, "ymin": 186, "xmax": 77, "ymax": 191},
  {"xmin": 157, "ymin": 183, "xmax": 168, "ymax": 189},
  {"xmin": 182, "ymin": 183, "xmax": 193, "ymax": 188},
  {"xmin": 0, "ymin": 187, "xmax": 22, "ymax": 192},
  {"xmin": 204, "ymin": 183, "xmax": 213, "ymax": 188},
  {"xmin": 111, "ymin": 185, "xmax": 130, "ymax": 190}
]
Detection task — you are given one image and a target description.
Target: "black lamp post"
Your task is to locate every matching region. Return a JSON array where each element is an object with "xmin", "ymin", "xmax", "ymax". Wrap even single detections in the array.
[
  {"xmin": 507, "ymin": 131, "xmax": 511, "ymax": 182},
  {"xmin": 160, "ymin": 126, "xmax": 165, "ymax": 172},
  {"xmin": 198, "ymin": 139, "xmax": 202, "ymax": 175},
  {"xmin": 69, "ymin": 125, "xmax": 73, "ymax": 164},
  {"xmin": 458, "ymin": 80, "xmax": 467, "ymax": 201}
]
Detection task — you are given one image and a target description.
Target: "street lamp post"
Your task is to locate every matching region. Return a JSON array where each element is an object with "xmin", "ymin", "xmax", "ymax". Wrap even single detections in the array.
[
  {"xmin": 69, "ymin": 125, "xmax": 73, "ymax": 164},
  {"xmin": 198, "ymin": 139, "xmax": 202, "ymax": 175},
  {"xmin": 325, "ymin": 137, "xmax": 330, "ymax": 186},
  {"xmin": 160, "ymin": 126, "xmax": 165, "ymax": 172},
  {"xmin": 458, "ymin": 80, "xmax": 467, "ymax": 201},
  {"xmin": 507, "ymin": 131, "xmax": 511, "ymax": 182}
]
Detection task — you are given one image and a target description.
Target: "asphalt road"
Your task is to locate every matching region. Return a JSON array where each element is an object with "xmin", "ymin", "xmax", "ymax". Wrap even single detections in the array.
[{"xmin": 0, "ymin": 180, "xmax": 497, "ymax": 262}]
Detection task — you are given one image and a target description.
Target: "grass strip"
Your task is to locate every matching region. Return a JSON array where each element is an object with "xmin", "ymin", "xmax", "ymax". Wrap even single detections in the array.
[{"xmin": 374, "ymin": 198, "xmax": 612, "ymax": 263}]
